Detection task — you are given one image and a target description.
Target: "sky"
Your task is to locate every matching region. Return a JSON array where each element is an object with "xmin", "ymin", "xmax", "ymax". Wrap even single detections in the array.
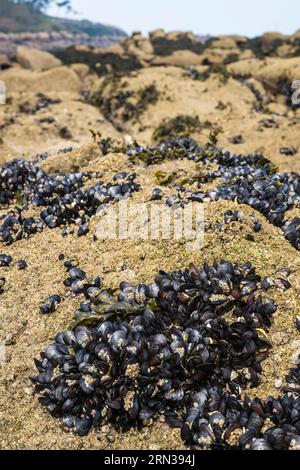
[{"xmin": 49, "ymin": 0, "xmax": 300, "ymax": 38}]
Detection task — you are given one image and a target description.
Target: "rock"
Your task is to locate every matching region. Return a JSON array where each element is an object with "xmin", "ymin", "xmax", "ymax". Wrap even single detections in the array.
[
  {"xmin": 151, "ymin": 30, "xmax": 204, "ymax": 56},
  {"xmin": 103, "ymin": 44, "xmax": 125, "ymax": 55},
  {"xmin": 227, "ymin": 34, "xmax": 248, "ymax": 44},
  {"xmin": 201, "ymin": 49, "xmax": 233, "ymax": 65},
  {"xmin": 276, "ymin": 44, "xmax": 296, "ymax": 58},
  {"xmin": 36, "ymin": 32, "xmax": 51, "ymax": 41},
  {"xmin": 291, "ymin": 29, "xmax": 300, "ymax": 41},
  {"xmin": 261, "ymin": 32, "xmax": 288, "ymax": 55},
  {"xmin": 229, "ymin": 56, "xmax": 300, "ymax": 83},
  {"xmin": 61, "ymin": 32, "xmax": 74, "ymax": 40},
  {"xmin": 149, "ymin": 29, "xmax": 166, "ymax": 40},
  {"xmin": 50, "ymin": 32, "xmax": 64, "ymax": 41},
  {"xmin": 138, "ymin": 39, "xmax": 154, "ymax": 56},
  {"xmin": 0, "ymin": 32, "xmax": 122, "ymax": 59},
  {"xmin": 267, "ymin": 102, "xmax": 289, "ymax": 115},
  {"xmin": 292, "ymin": 350, "xmax": 300, "ymax": 365},
  {"xmin": 16, "ymin": 46, "xmax": 62, "ymax": 72},
  {"xmin": 152, "ymin": 50, "xmax": 204, "ymax": 67},
  {"xmin": 208, "ymin": 37, "xmax": 238, "ymax": 50},
  {"xmin": 291, "ymin": 340, "xmax": 300, "ymax": 365},
  {"xmin": 4, "ymin": 334, "xmax": 14, "ymax": 346},
  {"xmin": 238, "ymin": 49, "xmax": 255, "ymax": 60},
  {"xmin": 272, "ymin": 331, "xmax": 291, "ymax": 346},
  {"xmin": 0, "ymin": 143, "xmax": 14, "ymax": 165},
  {"xmin": 125, "ymin": 44, "xmax": 152, "ymax": 62},
  {"xmin": 100, "ymin": 425, "xmax": 110, "ymax": 434},
  {"xmin": 58, "ymin": 45, "xmax": 142, "ymax": 75},
  {"xmin": 132, "ymin": 31, "xmax": 143, "ymax": 39},
  {"xmin": 122, "ymin": 34, "xmax": 154, "ymax": 59},
  {"xmin": 70, "ymin": 63, "xmax": 91, "ymax": 81},
  {"xmin": 0, "ymin": 53, "xmax": 11, "ymax": 70},
  {"xmin": 1, "ymin": 66, "xmax": 81, "ymax": 94},
  {"xmin": 24, "ymin": 386, "xmax": 33, "ymax": 396}
]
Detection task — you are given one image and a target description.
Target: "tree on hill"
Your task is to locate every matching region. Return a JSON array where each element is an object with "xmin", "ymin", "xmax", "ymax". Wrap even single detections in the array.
[{"xmin": 0, "ymin": 1, "xmax": 126, "ymax": 36}]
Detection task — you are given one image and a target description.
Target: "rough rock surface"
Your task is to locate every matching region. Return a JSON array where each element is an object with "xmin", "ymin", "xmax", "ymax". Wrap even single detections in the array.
[
  {"xmin": 1, "ymin": 29, "xmax": 300, "ymax": 450},
  {"xmin": 47, "ymin": 28, "xmax": 300, "ymax": 75}
]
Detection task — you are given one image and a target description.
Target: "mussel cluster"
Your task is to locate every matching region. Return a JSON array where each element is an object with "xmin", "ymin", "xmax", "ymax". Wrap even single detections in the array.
[
  {"xmin": 127, "ymin": 137, "xmax": 300, "ymax": 250},
  {"xmin": 39, "ymin": 257, "xmax": 104, "ymax": 314},
  {"xmin": 0, "ymin": 159, "xmax": 140, "ymax": 244},
  {"xmin": 32, "ymin": 260, "xmax": 300, "ymax": 449},
  {"xmin": 0, "ymin": 254, "xmax": 10, "ymax": 295}
]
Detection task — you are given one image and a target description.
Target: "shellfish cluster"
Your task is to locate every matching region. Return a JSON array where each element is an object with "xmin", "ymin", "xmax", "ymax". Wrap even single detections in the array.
[
  {"xmin": 126, "ymin": 137, "xmax": 300, "ymax": 250},
  {"xmin": 0, "ymin": 158, "xmax": 140, "ymax": 243},
  {"xmin": 32, "ymin": 260, "xmax": 300, "ymax": 450}
]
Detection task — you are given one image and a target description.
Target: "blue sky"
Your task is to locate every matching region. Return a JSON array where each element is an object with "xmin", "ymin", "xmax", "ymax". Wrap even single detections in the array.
[{"xmin": 49, "ymin": 0, "xmax": 300, "ymax": 37}]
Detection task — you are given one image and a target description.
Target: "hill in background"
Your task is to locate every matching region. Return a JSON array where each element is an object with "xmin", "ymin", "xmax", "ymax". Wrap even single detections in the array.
[{"xmin": 0, "ymin": 0, "xmax": 126, "ymax": 37}]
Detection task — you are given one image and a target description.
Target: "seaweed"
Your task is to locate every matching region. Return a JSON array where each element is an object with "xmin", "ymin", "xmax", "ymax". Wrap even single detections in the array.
[
  {"xmin": 153, "ymin": 115, "xmax": 212, "ymax": 142},
  {"xmin": 89, "ymin": 78, "xmax": 160, "ymax": 125}
]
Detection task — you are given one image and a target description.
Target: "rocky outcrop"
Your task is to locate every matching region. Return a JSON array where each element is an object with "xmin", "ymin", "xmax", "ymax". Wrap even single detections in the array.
[
  {"xmin": 57, "ymin": 44, "xmax": 143, "ymax": 74},
  {"xmin": 55, "ymin": 28, "xmax": 300, "ymax": 75},
  {"xmin": 1, "ymin": 65, "xmax": 81, "ymax": 94},
  {"xmin": 0, "ymin": 32, "xmax": 121, "ymax": 58},
  {"xmin": 0, "ymin": 53, "xmax": 11, "ymax": 70},
  {"xmin": 56, "ymin": 30, "xmax": 208, "ymax": 74},
  {"xmin": 152, "ymin": 50, "xmax": 205, "ymax": 67},
  {"xmin": 150, "ymin": 30, "xmax": 205, "ymax": 56},
  {"xmin": 16, "ymin": 46, "xmax": 62, "ymax": 71},
  {"xmin": 3, "ymin": 28, "xmax": 300, "ymax": 77},
  {"xmin": 121, "ymin": 32, "xmax": 154, "ymax": 59}
]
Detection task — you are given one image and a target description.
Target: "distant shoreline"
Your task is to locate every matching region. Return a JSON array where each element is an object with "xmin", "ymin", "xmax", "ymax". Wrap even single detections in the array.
[{"xmin": 0, "ymin": 32, "xmax": 121, "ymax": 57}]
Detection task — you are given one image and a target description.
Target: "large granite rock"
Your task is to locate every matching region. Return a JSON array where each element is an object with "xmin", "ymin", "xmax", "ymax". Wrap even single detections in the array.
[
  {"xmin": 16, "ymin": 46, "xmax": 62, "ymax": 71},
  {"xmin": 121, "ymin": 33, "xmax": 154, "ymax": 60},
  {"xmin": 57, "ymin": 44, "xmax": 143, "ymax": 75},
  {"xmin": 261, "ymin": 32, "xmax": 288, "ymax": 55}
]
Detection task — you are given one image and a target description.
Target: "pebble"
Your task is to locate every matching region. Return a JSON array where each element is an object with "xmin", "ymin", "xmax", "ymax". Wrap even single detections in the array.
[
  {"xmin": 17, "ymin": 260, "xmax": 27, "ymax": 270},
  {"xmin": 101, "ymin": 425, "xmax": 110, "ymax": 434},
  {"xmin": 292, "ymin": 351, "xmax": 300, "ymax": 365},
  {"xmin": 4, "ymin": 334, "xmax": 14, "ymax": 346},
  {"xmin": 274, "ymin": 378, "xmax": 283, "ymax": 389}
]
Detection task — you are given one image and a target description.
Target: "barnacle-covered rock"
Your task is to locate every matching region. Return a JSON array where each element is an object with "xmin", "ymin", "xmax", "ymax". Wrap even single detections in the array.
[{"xmin": 31, "ymin": 260, "xmax": 300, "ymax": 449}]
